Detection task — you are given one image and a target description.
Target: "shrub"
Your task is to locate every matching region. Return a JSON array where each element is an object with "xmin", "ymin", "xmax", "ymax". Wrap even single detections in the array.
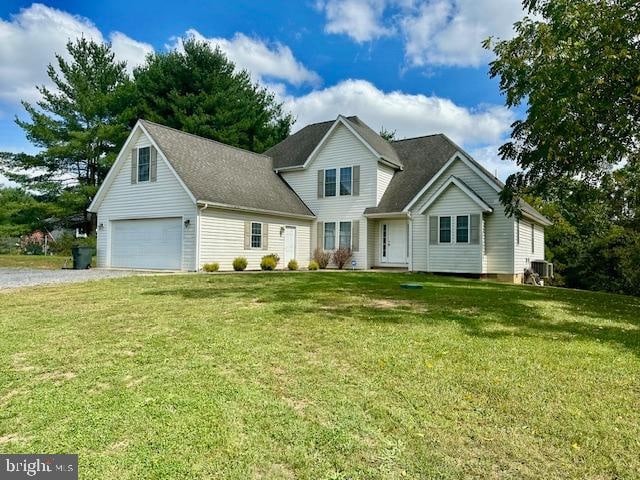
[
  {"xmin": 287, "ymin": 259, "xmax": 298, "ymax": 271},
  {"xmin": 332, "ymin": 247, "xmax": 352, "ymax": 269},
  {"xmin": 308, "ymin": 260, "xmax": 319, "ymax": 270},
  {"xmin": 313, "ymin": 248, "xmax": 331, "ymax": 269},
  {"xmin": 260, "ymin": 255, "xmax": 277, "ymax": 271},
  {"xmin": 233, "ymin": 257, "xmax": 248, "ymax": 271},
  {"xmin": 263, "ymin": 253, "xmax": 280, "ymax": 266},
  {"xmin": 202, "ymin": 262, "xmax": 219, "ymax": 272}
]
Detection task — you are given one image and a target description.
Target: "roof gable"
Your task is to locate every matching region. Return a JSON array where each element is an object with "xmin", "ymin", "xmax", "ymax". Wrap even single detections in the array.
[
  {"xmin": 267, "ymin": 115, "xmax": 402, "ymax": 170},
  {"xmin": 417, "ymin": 176, "xmax": 493, "ymax": 214}
]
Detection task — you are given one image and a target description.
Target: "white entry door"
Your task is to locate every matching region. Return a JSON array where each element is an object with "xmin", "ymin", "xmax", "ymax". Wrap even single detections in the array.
[
  {"xmin": 381, "ymin": 221, "xmax": 407, "ymax": 264},
  {"xmin": 111, "ymin": 217, "xmax": 182, "ymax": 270},
  {"xmin": 283, "ymin": 226, "xmax": 296, "ymax": 266}
]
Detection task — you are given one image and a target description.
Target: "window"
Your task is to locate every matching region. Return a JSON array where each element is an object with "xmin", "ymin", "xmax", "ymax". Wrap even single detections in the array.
[
  {"xmin": 382, "ymin": 224, "xmax": 388, "ymax": 257},
  {"xmin": 251, "ymin": 222, "xmax": 262, "ymax": 248},
  {"xmin": 324, "ymin": 222, "xmax": 336, "ymax": 250},
  {"xmin": 339, "ymin": 167, "xmax": 352, "ymax": 196},
  {"xmin": 138, "ymin": 147, "xmax": 150, "ymax": 182},
  {"xmin": 324, "ymin": 169, "xmax": 336, "ymax": 197},
  {"xmin": 531, "ymin": 223, "xmax": 535, "ymax": 254},
  {"xmin": 439, "ymin": 216, "xmax": 451, "ymax": 243},
  {"xmin": 339, "ymin": 221, "xmax": 351, "ymax": 249},
  {"xmin": 456, "ymin": 216, "xmax": 469, "ymax": 243},
  {"xmin": 516, "ymin": 219, "xmax": 520, "ymax": 245}
]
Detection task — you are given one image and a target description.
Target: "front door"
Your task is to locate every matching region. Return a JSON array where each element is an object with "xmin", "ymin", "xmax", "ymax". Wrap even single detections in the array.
[
  {"xmin": 284, "ymin": 226, "xmax": 296, "ymax": 266},
  {"xmin": 380, "ymin": 221, "xmax": 407, "ymax": 264}
]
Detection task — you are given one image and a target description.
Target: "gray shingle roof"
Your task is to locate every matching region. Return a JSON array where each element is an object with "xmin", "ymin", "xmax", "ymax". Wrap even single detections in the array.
[
  {"xmin": 140, "ymin": 120, "xmax": 313, "ymax": 217},
  {"xmin": 265, "ymin": 115, "xmax": 401, "ymax": 170},
  {"xmin": 365, "ymin": 134, "xmax": 458, "ymax": 214}
]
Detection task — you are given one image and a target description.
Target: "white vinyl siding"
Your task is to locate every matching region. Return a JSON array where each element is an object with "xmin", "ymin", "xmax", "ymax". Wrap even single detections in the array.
[
  {"xmin": 422, "ymin": 184, "xmax": 483, "ymax": 273},
  {"xmin": 376, "ymin": 163, "xmax": 395, "ymax": 204},
  {"xmin": 409, "ymin": 158, "xmax": 513, "ymax": 274},
  {"xmin": 95, "ymin": 130, "xmax": 197, "ymax": 270},
  {"xmin": 199, "ymin": 207, "xmax": 311, "ymax": 271},
  {"xmin": 281, "ymin": 123, "xmax": 378, "ymax": 268},
  {"xmin": 513, "ymin": 220, "xmax": 546, "ymax": 272}
]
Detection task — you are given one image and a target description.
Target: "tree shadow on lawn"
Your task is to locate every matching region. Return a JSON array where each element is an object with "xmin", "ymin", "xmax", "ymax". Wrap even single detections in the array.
[{"xmin": 142, "ymin": 273, "xmax": 640, "ymax": 356}]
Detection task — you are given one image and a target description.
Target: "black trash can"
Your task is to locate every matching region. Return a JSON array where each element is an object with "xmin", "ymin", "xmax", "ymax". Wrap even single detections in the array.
[{"xmin": 71, "ymin": 245, "xmax": 93, "ymax": 270}]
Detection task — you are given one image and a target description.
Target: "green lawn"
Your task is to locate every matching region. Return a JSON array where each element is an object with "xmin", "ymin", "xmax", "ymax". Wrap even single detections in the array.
[
  {"xmin": 0, "ymin": 254, "xmax": 72, "ymax": 269},
  {"xmin": 0, "ymin": 273, "xmax": 638, "ymax": 479},
  {"xmin": 0, "ymin": 254, "xmax": 96, "ymax": 269}
]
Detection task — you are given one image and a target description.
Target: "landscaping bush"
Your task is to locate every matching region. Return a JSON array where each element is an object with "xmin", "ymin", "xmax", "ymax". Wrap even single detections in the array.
[
  {"xmin": 263, "ymin": 253, "xmax": 280, "ymax": 266},
  {"xmin": 308, "ymin": 260, "xmax": 319, "ymax": 270},
  {"xmin": 232, "ymin": 257, "xmax": 248, "ymax": 271},
  {"xmin": 202, "ymin": 262, "xmax": 219, "ymax": 272},
  {"xmin": 0, "ymin": 236, "xmax": 19, "ymax": 254},
  {"xmin": 287, "ymin": 259, "xmax": 298, "ymax": 271},
  {"xmin": 49, "ymin": 232, "xmax": 96, "ymax": 256},
  {"xmin": 260, "ymin": 255, "xmax": 278, "ymax": 271},
  {"xmin": 333, "ymin": 247, "xmax": 352, "ymax": 269},
  {"xmin": 312, "ymin": 248, "xmax": 331, "ymax": 269}
]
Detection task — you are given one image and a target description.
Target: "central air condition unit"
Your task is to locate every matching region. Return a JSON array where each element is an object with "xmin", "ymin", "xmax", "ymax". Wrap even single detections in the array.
[{"xmin": 531, "ymin": 260, "xmax": 554, "ymax": 279}]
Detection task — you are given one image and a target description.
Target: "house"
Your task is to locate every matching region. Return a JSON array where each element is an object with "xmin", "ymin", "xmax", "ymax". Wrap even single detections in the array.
[{"xmin": 88, "ymin": 115, "xmax": 551, "ymax": 282}]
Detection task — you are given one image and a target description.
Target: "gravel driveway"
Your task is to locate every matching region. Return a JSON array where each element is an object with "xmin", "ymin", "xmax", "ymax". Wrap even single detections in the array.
[{"xmin": 0, "ymin": 268, "xmax": 137, "ymax": 289}]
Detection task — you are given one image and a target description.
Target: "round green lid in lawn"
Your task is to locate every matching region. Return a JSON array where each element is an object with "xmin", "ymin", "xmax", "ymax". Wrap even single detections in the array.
[{"xmin": 400, "ymin": 283, "xmax": 423, "ymax": 289}]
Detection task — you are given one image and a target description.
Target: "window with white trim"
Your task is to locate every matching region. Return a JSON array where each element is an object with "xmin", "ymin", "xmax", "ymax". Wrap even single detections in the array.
[
  {"xmin": 324, "ymin": 222, "xmax": 336, "ymax": 250},
  {"xmin": 251, "ymin": 222, "xmax": 262, "ymax": 248},
  {"xmin": 324, "ymin": 169, "xmax": 336, "ymax": 197},
  {"xmin": 516, "ymin": 219, "xmax": 520, "ymax": 245},
  {"xmin": 339, "ymin": 167, "xmax": 352, "ymax": 196},
  {"xmin": 138, "ymin": 147, "xmax": 150, "ymax": 182},
  {"xmin": 456, "ymin": 215, "xmax": 469, "ymax": 243},
  {"xmin": 339, "ymin": 221, "xmax": 351, "ymax": 249},
  {"xmin": 439, "ymin": 216, "xmax": 451, "ymax": 243}
]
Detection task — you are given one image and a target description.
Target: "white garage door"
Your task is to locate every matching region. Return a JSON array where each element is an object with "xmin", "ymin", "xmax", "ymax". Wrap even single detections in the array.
[{"xmin": 111, "ymin": 218, "xmax": 182, "ymax": 270}]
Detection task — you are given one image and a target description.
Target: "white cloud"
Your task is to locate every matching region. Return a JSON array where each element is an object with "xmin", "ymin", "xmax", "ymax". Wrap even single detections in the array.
[
  {"xmin": 467, "ymin": 144, "xmax": 518, "ymax": 181},
  {"xmin": 173, "ymin": 30, "xmax": 321, "ymax": 87},
  {"xmin": 284, "ymin": 79, "xmax": 513, "ymax": 148},
  {"xmin": 0, "ymin": 3, "xmax": 152, "ymax": 104},
  {"xmin": 319, "ymin": 0, "xmax": 393, "ymax": 43},
  {"xmin": 401, "ymin": 0, "xmax": 525, "ymax": 67},
  {"xmin": 316, "ymin": 0, "xmax": 526, "ymax": 67}
]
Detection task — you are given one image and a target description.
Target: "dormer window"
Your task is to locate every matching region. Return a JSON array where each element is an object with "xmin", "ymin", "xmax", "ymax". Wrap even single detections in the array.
[
  {"xmin": 324, "ymin": 169, "xmax": 336, "ymax": 197},
  {"xmin": 138, "ymin": 147, "xmax": 150, "ymax": 182}
]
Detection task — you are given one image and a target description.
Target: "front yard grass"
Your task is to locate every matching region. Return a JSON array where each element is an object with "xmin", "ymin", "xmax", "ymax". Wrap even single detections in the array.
[
  {"xmin": 0, "ymin": 272, "xmax": 638, "ymax": 478},
  {"xmin": 0, "ymin": 254, "xmax": 71, "ymax": 269}
]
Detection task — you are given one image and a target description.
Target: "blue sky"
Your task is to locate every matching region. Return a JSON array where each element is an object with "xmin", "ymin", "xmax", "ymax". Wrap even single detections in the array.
[{"xmin": 0, "ymin": 1, "xmax": 528, "ymax": 184}]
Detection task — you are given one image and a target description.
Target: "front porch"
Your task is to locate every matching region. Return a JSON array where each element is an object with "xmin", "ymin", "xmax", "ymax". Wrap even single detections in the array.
[{"xmin": 365, "ymin": 213, "xmax": 410, "ymax": 269}]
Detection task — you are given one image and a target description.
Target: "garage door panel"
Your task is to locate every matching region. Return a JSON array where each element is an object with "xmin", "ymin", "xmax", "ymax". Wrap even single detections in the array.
[{"xmin": 111, "ymin": 218, "xmax": 182, "ymax": 269}]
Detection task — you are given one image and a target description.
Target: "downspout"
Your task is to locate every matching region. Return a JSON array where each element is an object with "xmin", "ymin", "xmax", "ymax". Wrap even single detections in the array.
[{"xmin": 196, "ymin": 202, "xmax": 208, "ymax": 271}]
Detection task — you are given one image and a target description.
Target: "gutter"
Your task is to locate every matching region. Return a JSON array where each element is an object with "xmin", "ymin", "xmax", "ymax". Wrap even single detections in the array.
[
  {"xmin": 195, "ymin": 202, "xmax": 208, "ymax": 270},
  {"xmin": 196, "ymin": 200, "xmax": 315, "ymax": 220}
]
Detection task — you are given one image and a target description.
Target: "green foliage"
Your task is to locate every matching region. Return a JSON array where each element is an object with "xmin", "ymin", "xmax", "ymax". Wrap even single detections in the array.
[
  {"xmin": 332, "ymin": 247, "xmax": 352, "ymax": 270},
  {"xmin": 203, "ymin": 262, "xmax": 220, "ymax": 273},
  {"xmin": 313, "ymin": 248, "xmax": 331, "ymax": 269},
  {"xmin": 232, "ymin": 257, "xmax": 248, "ymax": 271},
  {"xmin": 129, "ymin": 38, "xmax": 292, "ymax": 153},
  {"xmin": 48, "ymin": 232, "xmax": 96, "ymax": 256},
  {"xmin": 485, "ymin": 0, "xmax": 640, "ymax": 214},
  {"xmin": 0, "ymin": 187, "xmax": 53, "ymax": 237},
  {"xmin": 379, "ymin": 127, "xmax": 397, "ymax": 141},
  {"xmin": 307, "ymin": 260, "xmax": 319, "ymax": 271},
  {"xmin": 287, "ymin": 259, "xmax": 298, "ymax": 271},
  {"xmin": 1, "ymin": 38, "xmax": 132, "ymax": 232},
  {"xmin": 260, "ymin": 254, "xmax": 278, "ymax": 271}
]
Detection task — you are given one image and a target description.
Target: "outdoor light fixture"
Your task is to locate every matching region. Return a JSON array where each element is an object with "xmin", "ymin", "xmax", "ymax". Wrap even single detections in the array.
[
  {"xmin": 98, "ymin": 223, "xmax": 104, "ymax": 230},
  {"xmin": 184, "ymin": 219, "xmax": 191, "ymax": 228},
  {"xmin": 280, "ymin": 226, "xmax": 285, "ymax": 236}
]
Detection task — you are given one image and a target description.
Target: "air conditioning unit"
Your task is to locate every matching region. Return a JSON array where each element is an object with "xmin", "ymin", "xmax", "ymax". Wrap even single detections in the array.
[{"xmin": 531, "ymin": 260, "xmax": 554, "ymax": 279}]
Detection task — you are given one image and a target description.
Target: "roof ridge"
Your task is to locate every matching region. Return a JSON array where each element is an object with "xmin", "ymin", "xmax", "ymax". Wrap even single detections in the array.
[
  {"xmin": 391, "ymin": 133, "xmax": 443, "ymax": 143},
  {"xmin": 139, "ymin": 119, "xmax": 272, "ymax": 162}
]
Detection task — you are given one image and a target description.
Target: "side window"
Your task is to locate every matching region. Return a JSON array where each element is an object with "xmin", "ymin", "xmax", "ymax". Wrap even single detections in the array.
[
  {"xmin": 439, "ymin": 216, "xmax": 451, "ymax": 243},
  {"xmin": 324, "ymin": 222, "xmax": 336, "ymax": 250},
  {"xmin": 138, "ymin": 147, "xmax": 150, "ymax": 182},
  {"xmin": 339, "ymin": 167, "xmax": 352, "ymax": 196},
  {"xmin": 251, "ymin": 222, "xmax": 262, "ymax": 248},
  {"xmin": 324, "ymin": 169, "xmax": 336, "ymax": 197},
  {"xmin": 516, "ymin": 219, "xmax": 520, "ymax": 245},
  {"xmin": 339, "ymin": 221, "xmax": 351, "ymax": 249},
  {"xmin": 456, "ymin": 216, "xmax": 469, "ymax": 243},
  {"xmin": 531, "ymin": 223, "xmax": 535, "ymax": 254}
]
